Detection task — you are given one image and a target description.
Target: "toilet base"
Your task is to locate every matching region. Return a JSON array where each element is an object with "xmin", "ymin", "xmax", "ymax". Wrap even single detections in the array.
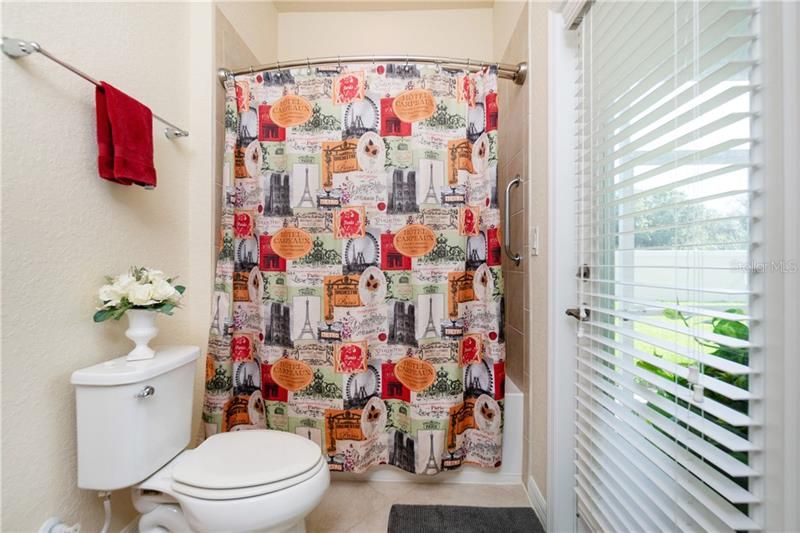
[
  {"xmin": 132, "ymin": 450, "xmax": 329, "ymax": 533},
  {"xmin": 137, "ymin": 504, "xmax": 307, "ymax": 533}
]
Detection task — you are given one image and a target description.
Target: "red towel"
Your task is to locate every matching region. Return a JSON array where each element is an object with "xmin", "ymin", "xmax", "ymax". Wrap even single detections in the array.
[{"xmin": 95, "ymin": 82, "xmax": 157, "ymax": 188}]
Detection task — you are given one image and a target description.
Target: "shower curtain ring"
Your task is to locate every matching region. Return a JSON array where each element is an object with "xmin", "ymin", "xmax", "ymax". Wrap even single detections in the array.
[
  {"xmin": 337, "ymin": 56, "xmax": 342, "ymax": 71},
  {"xmin": 249, "ymin": 65, "xmax": 254, "ymax": 75},
  {"xmin": 306, "ymin": 57, "xmax": 311, "ymax": 74}
]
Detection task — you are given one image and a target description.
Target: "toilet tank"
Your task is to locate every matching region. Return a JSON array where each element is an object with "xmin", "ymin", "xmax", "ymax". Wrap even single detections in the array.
[{"xmin": 70, "ymin": 345, "xmax": 200, "ymax": 490}]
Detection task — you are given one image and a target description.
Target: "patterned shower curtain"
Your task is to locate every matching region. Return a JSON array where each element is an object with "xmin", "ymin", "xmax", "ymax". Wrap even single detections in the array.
[{"xmin": 203, "ymin": 62, "xmax": 506, "ymax": 475}]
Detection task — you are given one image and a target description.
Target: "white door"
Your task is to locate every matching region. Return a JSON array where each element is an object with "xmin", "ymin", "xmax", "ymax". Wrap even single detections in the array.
[{"xmin": 563, "ymin": 1, "xmax": 763, "ymax": 530}]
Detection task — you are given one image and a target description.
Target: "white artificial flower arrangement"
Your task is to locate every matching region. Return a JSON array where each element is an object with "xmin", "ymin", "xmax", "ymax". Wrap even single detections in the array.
[{"xmin": 93, "ymin": 266, "xmax": 186, "ymax": 322}]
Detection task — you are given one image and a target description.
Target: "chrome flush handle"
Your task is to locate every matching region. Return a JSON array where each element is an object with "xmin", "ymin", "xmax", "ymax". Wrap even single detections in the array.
[
  {"xmin": 136, "ymin": 385, "xmax": 155, "ymax": 399},
  {"xmin": 504, "ymin": 176, "xmax": 522, "ymax": 266}
]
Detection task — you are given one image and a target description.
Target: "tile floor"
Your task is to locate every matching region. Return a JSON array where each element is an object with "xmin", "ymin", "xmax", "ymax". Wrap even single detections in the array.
[{"xmin": 306, "ymin": 481, "xmax": 532, "ymax": 533}]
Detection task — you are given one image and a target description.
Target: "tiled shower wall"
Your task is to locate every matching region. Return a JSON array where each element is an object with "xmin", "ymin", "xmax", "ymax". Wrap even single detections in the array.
[
  {"xmin": 496, "ymin": 1, "xmax": 533, "ymax": 485},
  {"xmin": 497, "ymin": 1, "xmax": 550, "ymax": 502}
]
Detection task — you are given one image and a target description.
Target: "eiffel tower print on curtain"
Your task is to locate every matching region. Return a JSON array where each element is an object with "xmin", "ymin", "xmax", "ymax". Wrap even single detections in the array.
[{"xmin": 205, "ymin": 61, "xmax": 505, "ymax": 476}]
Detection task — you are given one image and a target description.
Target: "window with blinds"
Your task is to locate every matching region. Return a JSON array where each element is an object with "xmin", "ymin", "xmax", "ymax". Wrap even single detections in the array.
[{"xmin": 574, "ymin": 1, "xmax": 760, "ymax": 531}]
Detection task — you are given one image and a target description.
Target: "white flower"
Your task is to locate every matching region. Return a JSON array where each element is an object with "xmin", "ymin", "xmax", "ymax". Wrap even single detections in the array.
[
  {"xmin": 151, "ymin": 278, "xmax": 177, "ymax": 302},
  {"xmin": 98, "ymin": 284, "xmax": 122, "ymax": 307},
  {"xmin": 146, "ymin": 269, "xmax": 166, "ymax": 283},
  {"xmin": 128, "ymin": 283, "xmax": 156, "ymax": 306},
  {"xmin": 114, "ymin": 274, "xmax": 137, "ymax": 294}
]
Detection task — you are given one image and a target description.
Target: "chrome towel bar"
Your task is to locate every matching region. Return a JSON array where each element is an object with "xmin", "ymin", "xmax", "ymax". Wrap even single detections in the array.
[{"xmin": 2, "ymin": 37, "xmax": 189, "ymax": 139}]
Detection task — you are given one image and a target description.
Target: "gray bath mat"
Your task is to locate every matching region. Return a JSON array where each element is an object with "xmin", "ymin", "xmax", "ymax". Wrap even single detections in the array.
[{"xmin": 388, "ymin": 504, "xmax": 544, "ymax": 533}]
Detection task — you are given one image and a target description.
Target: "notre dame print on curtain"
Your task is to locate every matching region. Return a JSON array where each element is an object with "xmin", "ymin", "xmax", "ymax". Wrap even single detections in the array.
[{"xmin": 204, "ymin": 63, "xmax": 506, "ymax": 475}]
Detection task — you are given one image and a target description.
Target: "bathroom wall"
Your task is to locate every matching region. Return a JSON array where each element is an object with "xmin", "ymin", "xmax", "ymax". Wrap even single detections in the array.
[
  {"xmin": 493, "ymin": 0, "xmax": 549, "ymax": 508},
  {"xmin": 217, "ymin": 1, "xmax": 279, "ymax": 65},
  {"xmin": 0, "ymin": 2, "xmax": 217, "ymax": 530},
  {"xmin": 276, "ymin": 7, "xmax": 493, "ymax": 59},
  {"xmin": 528, "ymin": 0, "xmax": 550, "ymax": 505}
]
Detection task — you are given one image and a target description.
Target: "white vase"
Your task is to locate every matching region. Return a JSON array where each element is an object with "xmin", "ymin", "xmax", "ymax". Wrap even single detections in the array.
[{"xmin": 125, "ymin": 309, "xmax": 159, "ymax": 361}]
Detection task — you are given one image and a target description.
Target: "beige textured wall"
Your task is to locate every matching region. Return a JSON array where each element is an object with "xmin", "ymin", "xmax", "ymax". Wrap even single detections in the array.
[
  {"xmin": 1, "ymin": 2, "xmax": 215, "ymax": 530},
  {"xmin": 493, "ymin": 0, "xmax": 528, "ymax": 65},
  {"xmin": 217, "ymin": 1, "xmax": 279, "ymax": 65},
  {"xmin": 276, "ymin": 8, "xmax": 493, "ymax": 59}
]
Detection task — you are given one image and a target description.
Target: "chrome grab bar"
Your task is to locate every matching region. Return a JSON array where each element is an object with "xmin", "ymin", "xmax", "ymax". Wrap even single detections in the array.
[{"xmin": 504, "ymin": 176, "xmax": 522, "ymax": 266}]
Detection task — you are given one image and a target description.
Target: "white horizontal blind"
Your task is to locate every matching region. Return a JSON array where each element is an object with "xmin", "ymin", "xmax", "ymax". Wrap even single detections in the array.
[{"xmin": 574, "ymin": 1, "xmax": 760, "ymax": 531}]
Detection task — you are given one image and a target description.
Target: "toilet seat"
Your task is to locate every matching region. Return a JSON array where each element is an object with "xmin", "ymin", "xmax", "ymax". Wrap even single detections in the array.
[
  {"xmin": 170, "ymin": 430, "xmax": 325, "ymax": 501},
  {"xmin": 172, "ymin": 456, "xmax": 326, "ymax": 500}
]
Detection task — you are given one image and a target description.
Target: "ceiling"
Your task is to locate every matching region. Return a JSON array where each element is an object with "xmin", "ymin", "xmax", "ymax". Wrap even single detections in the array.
[{"xmin": 273, "ymin": 0, "xmax": 495, "ymax": 13}]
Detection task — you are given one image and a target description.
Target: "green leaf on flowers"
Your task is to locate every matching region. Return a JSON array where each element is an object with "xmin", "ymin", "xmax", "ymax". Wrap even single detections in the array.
[{"xmin": 93, "ymin": 309, "xmax": 115, "ymax": 322}]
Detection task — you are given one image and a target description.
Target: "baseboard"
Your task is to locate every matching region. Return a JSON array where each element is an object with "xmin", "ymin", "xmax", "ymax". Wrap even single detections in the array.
[
  {"xmin": 526, "ymin": 475, "xmax": 547, "ymax": 529},
  {"xmin": 333, "ymin": 465, "xmax": 522, "ymax": 485}
]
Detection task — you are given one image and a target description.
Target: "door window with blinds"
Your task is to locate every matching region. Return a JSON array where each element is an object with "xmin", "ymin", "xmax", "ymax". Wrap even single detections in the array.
[{"xmin": 574, "ymin": 1, "xmax": 759, "ymax": 531}]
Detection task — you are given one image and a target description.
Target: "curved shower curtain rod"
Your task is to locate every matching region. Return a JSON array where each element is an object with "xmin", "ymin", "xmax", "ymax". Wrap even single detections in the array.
[{"xmin": 219, "ymin": 54, "xmax": 528, "ymax": 86}]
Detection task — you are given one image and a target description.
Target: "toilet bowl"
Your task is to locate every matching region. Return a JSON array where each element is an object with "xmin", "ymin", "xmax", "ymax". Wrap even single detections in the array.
[{"xmin": 133, "ymin": 430, "xmax": 330, "ymax": 533}]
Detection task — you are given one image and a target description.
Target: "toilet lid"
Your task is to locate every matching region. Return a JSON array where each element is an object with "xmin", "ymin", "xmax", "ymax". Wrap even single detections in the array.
[{"xmin": 172, "ymin": 430, "xmax": 323, "ymax": 490}]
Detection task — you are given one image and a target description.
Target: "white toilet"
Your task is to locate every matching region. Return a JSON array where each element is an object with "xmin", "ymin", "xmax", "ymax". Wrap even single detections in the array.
[{"xmin": 71, "ymin": 346, "xmax": 329, "ymax": 533}]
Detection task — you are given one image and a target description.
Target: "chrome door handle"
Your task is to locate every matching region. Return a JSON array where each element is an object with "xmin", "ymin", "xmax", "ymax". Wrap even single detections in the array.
[
  {"xmin": 136, "ymin": 385, "xmax": 155, "ymax": 399},
  {"xmin": 504, "ymin": 176, "xmax": 522, "ymax": 266}
]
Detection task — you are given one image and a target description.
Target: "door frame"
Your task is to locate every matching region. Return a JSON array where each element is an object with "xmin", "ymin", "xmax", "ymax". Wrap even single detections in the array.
[{"xmin": 546, "ymin": 7, "xmax": 579, "ymax": 533}]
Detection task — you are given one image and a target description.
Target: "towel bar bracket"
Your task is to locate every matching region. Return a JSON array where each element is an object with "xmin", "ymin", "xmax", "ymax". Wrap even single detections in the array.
[{"xmin": 2, "ymin": 37, "xmax": 37, "ymax": 57}]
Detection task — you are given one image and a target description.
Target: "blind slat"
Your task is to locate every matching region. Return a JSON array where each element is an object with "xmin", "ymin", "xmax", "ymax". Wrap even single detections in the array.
[
  {"xmin": 580, "ymin": 292, "xmax": 753, "ymax": 320},
  {"xmin": 579, "ymin": 277, "xmax": 752, "ymax": 296}
]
